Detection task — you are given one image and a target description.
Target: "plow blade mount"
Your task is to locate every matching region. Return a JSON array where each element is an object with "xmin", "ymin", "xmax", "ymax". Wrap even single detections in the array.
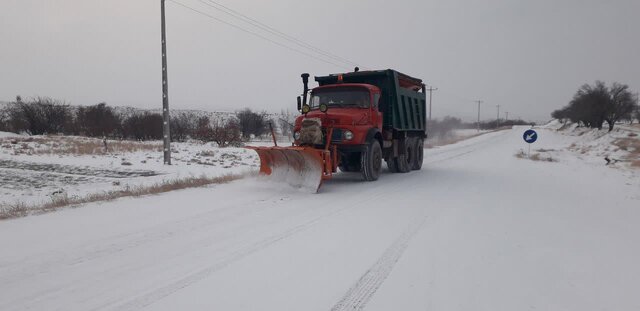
[{"xmin": 246, "ymin": 146, "xmax": 333, "ymax": 192}]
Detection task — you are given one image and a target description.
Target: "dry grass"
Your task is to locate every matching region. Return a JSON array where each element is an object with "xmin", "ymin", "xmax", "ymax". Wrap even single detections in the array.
[
  {"xmin": 0, "ymin": 174, "xmax": 243, "ymax": 220},
  {"xmin": 1, "ymin": 135, "xmax": 161, "ymax": 155},
  {"xmin": 613, "ymin": 138, "xmax": 640, "ymax": 153},
  {"xmin": 515, "ymin": 150, "xmax": 557, "ymax": 162},
  {"xmin": 613, "ymin": 138, "xmax": 640, "ymax": 169}
]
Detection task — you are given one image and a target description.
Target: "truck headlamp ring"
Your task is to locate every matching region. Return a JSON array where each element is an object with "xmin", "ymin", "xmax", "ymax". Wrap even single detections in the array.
[
  {"xmin": 344, "ymin": 130, "xmax": 354, "ymax": 141},
  {"xmin": 302, "ymin": 105, "xmax": 311, "ymax": 114},
  {"xmin": 319, "ymin": 103, "xmax": 328, "ymax": 113}
]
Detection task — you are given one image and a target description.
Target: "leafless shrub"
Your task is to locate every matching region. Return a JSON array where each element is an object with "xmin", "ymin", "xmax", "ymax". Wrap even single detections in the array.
[
  {"xmin": 210, "ymin": 119, "xmax": 242, "ymax": 147},
  {"xmin": 515, "ymin": 150, "xmax": 557, "ymax": 162},
  {"xmin": 121, "ymin": 113, "xmax": 163, "ymax": 140},
  {"xmin": 237, "ymin": 108, "xmax": 268, "ymax": 139},
  {"xmin": 170, "ymin": 112, "xmax": 198, "ymax": 142},
  {"xmin": 193, "ymin": 117, "xmax": 242, "ymax": 147},
  {"xmin": 0, "ymin": 202, "xmax": 29, "ymax": 220},
  {"xmin": 76, "ymin": 103, "xmax": 121, "ymax": 137},
  {"xmin": 6, "ymin": 96, "xmax": 73, "ymax": 135},
  {"xmin": 0, "ymin": 174, "xmax": 244, "ymax": 220}
]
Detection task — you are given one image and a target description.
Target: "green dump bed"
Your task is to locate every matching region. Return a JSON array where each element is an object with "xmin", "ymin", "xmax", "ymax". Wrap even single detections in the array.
[{"xmin": 315, "ymin": 69, "xmax": 427, "ymax": 134}]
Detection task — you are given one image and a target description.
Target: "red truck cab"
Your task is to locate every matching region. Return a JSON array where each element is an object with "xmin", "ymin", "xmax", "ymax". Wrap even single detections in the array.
[{"xmin": 293, "ymin": 83, "xmax": 382, "ymax": 147}]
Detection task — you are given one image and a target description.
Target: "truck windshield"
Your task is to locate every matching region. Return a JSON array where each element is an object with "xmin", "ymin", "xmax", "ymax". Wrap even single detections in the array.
[{"xmin": 310, "ymin": 88, "xmax": 370, "ymax": 109}]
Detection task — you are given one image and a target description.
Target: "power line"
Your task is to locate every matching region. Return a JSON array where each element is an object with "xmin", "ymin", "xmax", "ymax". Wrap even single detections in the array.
[
  {"xmin": 199, "ymin": 0, "xmax": 363, "ymax": 68},
  {"xmin": 167, "ymin": 0, "xmax": 349, "ymax": 69}
]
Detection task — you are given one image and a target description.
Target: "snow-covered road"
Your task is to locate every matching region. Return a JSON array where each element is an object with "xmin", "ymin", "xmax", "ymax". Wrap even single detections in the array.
[{"xmin": 1, "ymin": 127, "xmax": 639, "ymax": 310}]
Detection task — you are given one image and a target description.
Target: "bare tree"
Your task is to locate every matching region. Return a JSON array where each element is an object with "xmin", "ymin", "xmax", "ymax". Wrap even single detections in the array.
[
  {"xmin": 551, "ymin": 81, "xmax": 638, "ymax": 131},
  {"xmin": 605, "ymin": 83, "xmax": 637, "ymax": 130},
  {"xmin": 236, "ymin": 108, "xmax": 268, "ymax": 139}
]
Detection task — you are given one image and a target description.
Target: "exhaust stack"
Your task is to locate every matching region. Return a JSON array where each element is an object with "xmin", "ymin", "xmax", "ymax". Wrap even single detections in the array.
[{"xmin": 301, "ymin": 73, "xmax": 310, "ymax": 107}]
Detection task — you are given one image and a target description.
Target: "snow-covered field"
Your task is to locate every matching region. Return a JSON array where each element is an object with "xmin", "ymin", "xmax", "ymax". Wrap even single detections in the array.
[
  {"xmin": 0, "ymin": 134, "xmax": 260, "ymax": 205},
  {"xmin": 0, "ymin": 125, "xmax": 639, "ymax": 310},
  {"xmin": 530, "ymin": 121, "xmax": 640, "ymax": 172}
]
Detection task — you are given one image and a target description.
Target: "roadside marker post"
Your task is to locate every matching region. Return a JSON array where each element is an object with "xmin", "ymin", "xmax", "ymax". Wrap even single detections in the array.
[{"xmin": 523, "ymin": 129, "xmax": 538, "ymax": 157}]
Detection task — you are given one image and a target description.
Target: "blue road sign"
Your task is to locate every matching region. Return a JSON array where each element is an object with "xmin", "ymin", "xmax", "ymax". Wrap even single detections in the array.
[{"xmin": 523, "ymin": 129, "xmax": 538, "ymax": 144}]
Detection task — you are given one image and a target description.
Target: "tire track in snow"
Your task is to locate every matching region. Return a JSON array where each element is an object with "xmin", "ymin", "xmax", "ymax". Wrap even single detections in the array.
[
  {"xmin": 424, "ymin": 130, "xmax": 510, "ymax": 166},
  {"xmin": 111, "ymin": 186, "xmax": 399, "ymax": 311},
  {"xmin": 112, "ymin": 212, "xmax": 339, "ymax": 311},
  {"xmin": 330, "ymin": 216, "xmax": 428, "ymax": 311},
  {"xmin": 0, "ymin": 193, "xmax": 286, "ymax": 283}
]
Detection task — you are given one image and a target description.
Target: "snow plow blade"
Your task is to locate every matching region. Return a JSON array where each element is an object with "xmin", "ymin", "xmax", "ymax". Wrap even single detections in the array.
[{"xmin": 246, "ymin": 146, "xmax": 335, "ymax": 192}]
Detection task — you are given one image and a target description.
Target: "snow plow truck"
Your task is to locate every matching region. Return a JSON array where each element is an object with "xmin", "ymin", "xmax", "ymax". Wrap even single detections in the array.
[{"xmin": 247, "ymin": 69, "xmax": 427, "ymax": 191}]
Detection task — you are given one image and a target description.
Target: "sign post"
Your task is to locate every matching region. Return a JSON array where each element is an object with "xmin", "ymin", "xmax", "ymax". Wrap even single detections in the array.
[{"xmin": 523, "ymin": 129, "xmax": 538, "ymax": 157}]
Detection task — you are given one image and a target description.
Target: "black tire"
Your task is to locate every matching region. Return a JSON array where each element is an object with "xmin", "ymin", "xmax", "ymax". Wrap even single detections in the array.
[
  {"xmin": 361, "ymin": 140, "xmax": 382, "ymax": 181},
  {"xmin": 395, "ymin": 137, "xmax": 414, "ymax": 173},
  {"xmin": 411, "ymin": 138, "xmax": 424, "ymax": 170}
]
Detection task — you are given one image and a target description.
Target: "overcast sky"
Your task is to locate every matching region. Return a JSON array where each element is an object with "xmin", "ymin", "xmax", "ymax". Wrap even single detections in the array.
[{"xmin": 1, "ymin": 0, "xmax": 638, "ymax": 122}]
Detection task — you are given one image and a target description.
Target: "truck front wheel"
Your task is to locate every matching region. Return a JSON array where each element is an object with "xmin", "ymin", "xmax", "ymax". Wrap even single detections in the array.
[{"xmin": 361, "ymin": 140, "xmax": 382, "ymax": 181}]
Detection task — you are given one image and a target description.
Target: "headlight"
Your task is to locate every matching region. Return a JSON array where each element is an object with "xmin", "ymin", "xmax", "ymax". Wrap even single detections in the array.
[
  {"xmin": 293, "ymin": 131, "xmax": 301, "ymax": 140},
  {"xmin": 343, "ymin": 130, "xmax": 354, "ymax": 141}
]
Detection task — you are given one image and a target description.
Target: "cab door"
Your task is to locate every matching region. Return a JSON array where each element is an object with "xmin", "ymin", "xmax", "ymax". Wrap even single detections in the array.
[{"xmin": 371, "ymin": 92, "xmax": 383, "ymax": 129}]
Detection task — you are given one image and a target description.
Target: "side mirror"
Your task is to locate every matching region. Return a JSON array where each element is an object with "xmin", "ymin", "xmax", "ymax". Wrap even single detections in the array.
[{"xmin": 297, "ymin": 96, "xmax": 302, "ymax": 111}]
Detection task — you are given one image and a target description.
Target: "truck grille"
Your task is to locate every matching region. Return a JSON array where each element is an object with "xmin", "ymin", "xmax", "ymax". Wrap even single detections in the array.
[{"xmin": 322, "ymin": 128, "xmax": 343, "ymax": 144}]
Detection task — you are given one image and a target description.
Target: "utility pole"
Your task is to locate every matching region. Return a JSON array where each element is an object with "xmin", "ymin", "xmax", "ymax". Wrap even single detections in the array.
[
  {"xmin": 161, "ymin": 0, "xmax": 171, "ymax": 165},
  {"xmin": 426, "ymin": 86, "xmax": 438, "ymax": 121},
  {"xmin": 496, "ymin": 104, "xmax": 501, "ymax": 128},
  {"xmin": 475, "ymin": 100, "xmax": 483, "ymax": 132},
  {"xmin": 505, "ymin": 111, "xmax": 509, "ymax": 121}
]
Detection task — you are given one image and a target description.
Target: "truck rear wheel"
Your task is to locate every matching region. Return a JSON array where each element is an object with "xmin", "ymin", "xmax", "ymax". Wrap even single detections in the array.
[
  {"xmin": 395, "ymin": 137, "xmax": 415, "ymax": 173},
  {"xmin": 361, "ymin": 140, "xmax": 382, "ymax": 181},
  {"xmin": 411, "ymin": 138, "xmax": 424, "ymax": 170}
]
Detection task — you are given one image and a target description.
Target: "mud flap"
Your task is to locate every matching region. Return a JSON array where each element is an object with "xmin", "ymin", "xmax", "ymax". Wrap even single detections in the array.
[{"xmin": 246, "ymin": 146, "xmax": 329, "ymax": 192}]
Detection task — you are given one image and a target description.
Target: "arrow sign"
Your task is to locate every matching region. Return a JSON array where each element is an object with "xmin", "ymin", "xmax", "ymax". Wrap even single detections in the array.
[{"xmin": 523, "ymin": 129, "xmax": 538, "ymax": 144}]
